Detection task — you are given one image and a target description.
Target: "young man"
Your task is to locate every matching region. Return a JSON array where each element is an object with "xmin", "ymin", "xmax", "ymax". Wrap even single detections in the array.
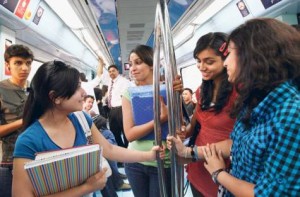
[
  {"xmin": 182, "ymin": 88, "xmax": 195, "ymax": 117},
  {"xmin": 0, "ymin": 44, "xmax": 34, "ymax": 197},
  {"xmin": 83, "ymin": 95, "xmax": 97, "ymax": 117}
]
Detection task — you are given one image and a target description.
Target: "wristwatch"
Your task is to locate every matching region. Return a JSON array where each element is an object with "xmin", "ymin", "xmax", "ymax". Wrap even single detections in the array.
[{"xmin": 211, "ymin": 168, "xmax": 224, "ymax": 184}]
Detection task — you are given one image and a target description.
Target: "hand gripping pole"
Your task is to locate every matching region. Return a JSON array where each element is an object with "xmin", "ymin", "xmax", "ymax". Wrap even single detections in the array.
[{"xmin": 153, "ymin": 1, "xmax": 184, "ymax": 196}]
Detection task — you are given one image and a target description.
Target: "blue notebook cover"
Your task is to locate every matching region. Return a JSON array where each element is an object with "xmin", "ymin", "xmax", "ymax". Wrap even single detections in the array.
[{"xmin": 128, "ymin": 85, "xmax": 168, "ymax": 140}]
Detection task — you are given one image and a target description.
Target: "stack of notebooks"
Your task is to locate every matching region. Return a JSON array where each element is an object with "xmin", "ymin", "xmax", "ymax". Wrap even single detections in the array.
[
  {"xmin": 128, "ymin": 84, "xmax": 169, "ymax": 140},
  {"xmin": 24, "ymin": 144, "xmax": 102, "ymax": 196}
]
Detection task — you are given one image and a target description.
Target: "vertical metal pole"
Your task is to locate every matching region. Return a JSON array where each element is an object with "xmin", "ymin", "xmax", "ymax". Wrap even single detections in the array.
[
  {"xmin": 153, "ymin": 3, "xmax": 167, "ymax": 197},
  {"xmin": 153, "ymin": 0, "xmax": 184, "ymax": 196}
]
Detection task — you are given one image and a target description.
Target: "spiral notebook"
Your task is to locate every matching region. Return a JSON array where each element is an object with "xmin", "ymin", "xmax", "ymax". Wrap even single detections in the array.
[{"xmin": 24, "ymin": 144, "xmax": 102, "ymax": 196}]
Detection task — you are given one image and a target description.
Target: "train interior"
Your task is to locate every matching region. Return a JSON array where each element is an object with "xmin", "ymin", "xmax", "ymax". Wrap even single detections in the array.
[
  {"xmin": 0, "ymin": 0, "xmax": 299, "ymax": 196},
  {"xmin": 1, "ymin": 0, "xmax": 299, "ymax": 88}
]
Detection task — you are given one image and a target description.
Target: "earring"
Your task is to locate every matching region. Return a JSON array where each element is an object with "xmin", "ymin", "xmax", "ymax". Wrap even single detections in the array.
[{"xmin": 55, "ymin": 98, "xmax": 61, "ymax": 105}]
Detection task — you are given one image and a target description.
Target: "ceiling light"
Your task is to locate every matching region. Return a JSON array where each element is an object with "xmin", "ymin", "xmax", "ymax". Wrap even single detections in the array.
[
  {"xmin": 73, "ymin": 29, "xmax": 107, "ymax": 63},
  {"xmin": 192, "ymin": 0, "xmax": 232, "ymax": 25},
  {"xmin": 173, "ymin": 25, "xmax": 195, "ymax": 46}
]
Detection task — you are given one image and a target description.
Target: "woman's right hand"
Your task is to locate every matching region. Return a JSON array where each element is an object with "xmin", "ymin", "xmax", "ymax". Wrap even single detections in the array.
[
  {"xmin": 84, "ymin": 168, "xmax": 108, "ymax": 193},
  {"xmin": 166, "ymin": 135, "xmax": 186, "ymax": 157},
  {"xmin": 97, "ymin": 57, "xmax": 105, "ymax": 76}
]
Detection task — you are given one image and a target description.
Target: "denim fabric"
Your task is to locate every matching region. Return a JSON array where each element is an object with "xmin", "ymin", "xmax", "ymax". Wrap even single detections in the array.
[
  {"xmin": 125, "ymin": 162, "xmax": 171, "ymax": 197},
  {"xmin": 94, "ymin": 128, "xmax": 122, "ymax": 196},
  {"xmin": 99, "ymin": 176, "xmax": 118, "ymax": 197},
  {"xmin": 100, "ymin": 129, "xmax": 123, "ymax": 189},
  {"xmin": 0, "ymin": 167, "xmax": 12, "ymax": 197},
  {"xmin": 101, "ymin": 129, "xmax": 117, "ymax": 145},
  {"xmin": 107, "ymin": 159, "xmax": 123, "ymax": 190}
]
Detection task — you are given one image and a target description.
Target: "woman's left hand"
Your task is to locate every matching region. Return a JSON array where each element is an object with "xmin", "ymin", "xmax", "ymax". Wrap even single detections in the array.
[
  {"xmin": 203, "ymin": 144, "xmax": 226, "ymax": 175},
  {"xmin": 166, "ymin": 135, "xmax": 186, "ymax": 157},
  {"xmin": 176, "ymin": 125, "xmax": 187, "ymax": 141},
  {"xmin": 173, "ymin": 75, "xmax": 183, "ymax": 92}
]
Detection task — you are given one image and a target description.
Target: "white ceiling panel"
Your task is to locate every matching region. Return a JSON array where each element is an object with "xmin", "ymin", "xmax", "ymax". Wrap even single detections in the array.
[{"xmin": 117, "ymin": 0, "xmax": 157, "ymax": 64}]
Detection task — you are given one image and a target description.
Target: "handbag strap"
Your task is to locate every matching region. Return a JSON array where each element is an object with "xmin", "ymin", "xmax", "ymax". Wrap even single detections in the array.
[{"xmin": 74, "ymin": 111, "xmax": 93, "ymax": 143}]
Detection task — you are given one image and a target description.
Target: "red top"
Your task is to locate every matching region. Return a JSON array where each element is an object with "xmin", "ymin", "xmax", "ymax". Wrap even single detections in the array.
[{"xmin": 186, "ymin": 87, "xmax": 237, "ymax": 197}]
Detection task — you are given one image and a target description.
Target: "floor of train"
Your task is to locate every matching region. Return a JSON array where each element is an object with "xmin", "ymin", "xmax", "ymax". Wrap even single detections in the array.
[{"xmin": 95, "ymin": 167, "xmax": 193, "ymax": 197}]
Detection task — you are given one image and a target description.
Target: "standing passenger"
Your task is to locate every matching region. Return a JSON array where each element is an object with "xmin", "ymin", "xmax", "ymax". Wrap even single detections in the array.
[
  {"xmin": 83, "ymin": 95, "xmax": 97, "ymax": 117},
  {"xmin": 0, "ymin": 44, "xmax": 33, "ymax": 197},
  {"xmin": 182, "ymin": 88, "xmax": 195, "ymax": 117},
  {"xmin": 122, "ymin": 45, "xmax": 182, "ymax": 197},
  {"xmin": 12, "ymin": 60, "xmax": 165, "ymax": 196},
  {"xmin": 204, "ymin": 17, "xmax": 300, "ymax": 196},
  {"xmin": 168, "ymin": 18, "xmax": 300, "ymax": 196},
  {"xmin": 185, "ymin": 32, "xmax": 237, "ymax": 197},
  {"xmin": 107, "ymin": 65, "xmax": 130, "ymax": 148}
]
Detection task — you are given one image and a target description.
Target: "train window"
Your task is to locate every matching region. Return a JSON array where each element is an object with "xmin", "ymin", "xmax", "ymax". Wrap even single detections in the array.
[
  {"xmin": 180, "ymin": 64, "xmax": 202, "ymax": 92},
  {"xmin": 124, "ymin": 63, "xmax": 130, "ymax": 71},
  {"xmin": 28, "ymin": 60, "xmax": 43, "ymax": 82}
]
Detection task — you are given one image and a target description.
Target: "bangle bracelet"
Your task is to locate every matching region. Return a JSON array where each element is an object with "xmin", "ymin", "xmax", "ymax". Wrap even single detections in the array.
[
  {"xmin": 190, "ymin": 145, "xmax": 196, "ymax": 162},
  {"xmin": 184, "ymin": 147, "xmax": 188, "ymax": 158},
  {"xmin": 194, "ymin": 146, "xmax": 199, "ymax": 161},
  {"xmin": 211, "ymin": 168, "xmax": 224, "ymax": 185}
]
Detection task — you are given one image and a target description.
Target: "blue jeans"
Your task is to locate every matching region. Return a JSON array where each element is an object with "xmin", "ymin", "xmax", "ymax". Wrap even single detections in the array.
[
  {"xmin": 125, "ymin": 162, "xmax": 171, "ymax": 197},
  {"xmin": 97, "ymin": 176, "xmax": 118, "ymax": 197},
  {"xmin": 101, "ymin": 129, "xmax": 117, "ymax": 145},
  {"xmin": 107, "ymin": 159, "xmax": 123, "ymax": 190},
  {"xmin": 92, "ymin": 161, "xmax": 120, "ymax": 197},
  {"xmin": 0, "ymin": 167, "xmax": 12, "ymax": 197},
  {"xmin": 95, "ymin": 129, "xmax": 121, "ymax": 196}
]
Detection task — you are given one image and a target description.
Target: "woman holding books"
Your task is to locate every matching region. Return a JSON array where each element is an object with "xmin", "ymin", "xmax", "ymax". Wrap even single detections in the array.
[
  {"xmin": 122, "ymin": 44, "xmax": 182, "ymax": 197},
  {"xmin": 12, "ymin": 60, "xmax": 164, "ymax": 197}
]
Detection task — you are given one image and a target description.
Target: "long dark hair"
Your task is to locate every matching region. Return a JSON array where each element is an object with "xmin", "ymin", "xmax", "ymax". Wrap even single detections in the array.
[
  {"xmin": 193, "ymin": 32, "xmax": 233, "ymax": 113},
  {"xmin": 23, "ymin": 60, "xmax": 80, "ymax": 129},
  {"xmin": 228, "ymin": 18, "xmax": 300, "ymax": 125},
  {"xmin": 129, "ymin": 45, "xmax": 153, "ymax": 67}
]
